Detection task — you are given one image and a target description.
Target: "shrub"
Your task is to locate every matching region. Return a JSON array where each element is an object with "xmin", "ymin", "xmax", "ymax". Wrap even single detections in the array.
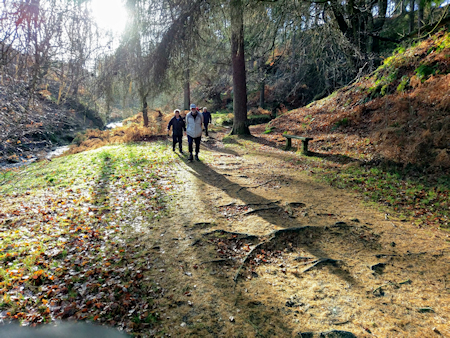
[{"xmin": 415, "ymin": 64, "xmax": 436, "ymax": 82}]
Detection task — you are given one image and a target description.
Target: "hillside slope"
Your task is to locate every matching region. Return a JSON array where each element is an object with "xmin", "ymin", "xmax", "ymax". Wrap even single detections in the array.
[
  {"xmin": 0, "ymin": 79, "xmax": 104, "ymax": 165},
  {"xmin": 268, "ymin": 31, "xmax": 450, "ymax": 169}
]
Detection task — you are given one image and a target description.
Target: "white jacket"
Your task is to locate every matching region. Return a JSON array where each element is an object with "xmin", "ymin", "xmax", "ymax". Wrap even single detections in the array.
[{"xmin": 186, "ymin": 112, "xmax": 203, "ymax": 138}]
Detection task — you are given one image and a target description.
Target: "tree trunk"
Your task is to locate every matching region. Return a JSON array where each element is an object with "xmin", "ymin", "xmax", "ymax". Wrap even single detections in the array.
[
  {"xmin": 230, "ymin": 0, "xmax": 249, "ymax": 135},
  {"xmin": 183, "ymin": 67, "xmax": 190, "ymax": 111},
  {"xmin": 418, "ymin": 0, "xmax": 424, "ymax": 30},
  {"xmin": 409, "ymin": 0, "xmax": 415, "ymax": 34},
  {"xmin": 259, "ymin": 79, "xmax": 265, "ymax": 109},
  {"xmin": 142, "ymin": 96, "xmax": 149, "ymax": 127}
]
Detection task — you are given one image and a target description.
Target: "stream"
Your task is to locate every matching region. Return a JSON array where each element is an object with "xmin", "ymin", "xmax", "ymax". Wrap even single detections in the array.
[
  {"xmin": 1, "ymin": 121, "xmax": 123, "ymax": 171},
  {"xmin": 0, "ymin": 145, "xmax": 70, "ymax": 170}
]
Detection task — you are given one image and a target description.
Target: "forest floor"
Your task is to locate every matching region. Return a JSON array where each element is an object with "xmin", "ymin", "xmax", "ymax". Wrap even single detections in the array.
[{"xmin": 1, "ymin": 127, "xmax": 449, "ymax": 338}]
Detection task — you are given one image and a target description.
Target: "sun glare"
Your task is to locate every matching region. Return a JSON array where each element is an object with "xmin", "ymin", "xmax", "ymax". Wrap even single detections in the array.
[{"xmin": 90, "ymin": 0, "xmax": 127, "ymax": 35}]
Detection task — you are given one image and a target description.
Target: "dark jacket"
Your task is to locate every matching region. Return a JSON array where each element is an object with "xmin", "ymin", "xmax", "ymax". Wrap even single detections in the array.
[
  {"xmin": 202, "ymin": 111, "xmax": 212, "ymax": 125},
  {"xmin": 167, "ymin": 116, "xmax": 186, "ymax": 136}
]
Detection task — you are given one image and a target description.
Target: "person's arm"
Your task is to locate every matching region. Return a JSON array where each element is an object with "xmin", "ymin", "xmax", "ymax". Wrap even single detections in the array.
[{"xmin": 167, "ymin": 119, "xmax": 172, "ymax": 135}]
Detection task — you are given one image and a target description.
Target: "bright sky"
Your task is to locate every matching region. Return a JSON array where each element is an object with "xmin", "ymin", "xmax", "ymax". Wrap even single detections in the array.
[{"xmin": 90, "ymin": 0, "xmax": 128, "ymax": 35}]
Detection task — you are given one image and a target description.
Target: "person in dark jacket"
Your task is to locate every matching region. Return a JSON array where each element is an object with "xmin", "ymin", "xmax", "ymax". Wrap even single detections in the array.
[
  {"xmin": 202, "ymin": 107, "xmax": 212, "ymax": 136},
  {"xmin": 167, "ymin": 109, "xmax": 186, "ymax": 153}
]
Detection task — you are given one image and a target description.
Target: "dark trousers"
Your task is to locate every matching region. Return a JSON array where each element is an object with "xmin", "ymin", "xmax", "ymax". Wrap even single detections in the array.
[
  {"xmin": 187, "ymin": 135, "xmax": 201, "ymax": 154},
  {"xmin": 204, "ymin": 123, "xmax": 209, "ymax": 136},
  {"xmin": 172, "ymin": 134, "xmax": 182, "ymax": 151}
]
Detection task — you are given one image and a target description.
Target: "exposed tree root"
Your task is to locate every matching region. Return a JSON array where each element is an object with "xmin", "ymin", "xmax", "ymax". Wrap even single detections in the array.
[
  {"xmin": 201, "ymin": 229, "xmax": 258, "ymax": 239},
  {"xmin": 294, "ymin": 256, "xmax": 316, "ymax": 261},
  {"xmin": 234, "ymin": 240, "xmax": 274, "ymax": 284},
  {"xmin": 243, "ymin": 206, "xmax": 280, "ymax": 215},
  {"xmin": 302, "ymin": 258, "xmax": 340, "ymax": 273},
  {"xmin": 247, "ymin": 200, "xmax": 280, "ymax": 206},
  {"xmin": 192, "ymin": 229, "xmax": 259, "ymax": 246},
  {"xmin": 236, "ymin": 179, "xmax": 274, "ymax": 193},
  {"xmin": 269, "ymin": 226, "xmax": 314, "ymax": 238}
]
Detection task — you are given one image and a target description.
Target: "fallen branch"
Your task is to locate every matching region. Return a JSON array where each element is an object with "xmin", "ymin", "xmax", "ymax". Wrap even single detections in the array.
[
  {"xmin": 331, "ymin": 319, "xmax": 351, "ymax": 326},
  {"xmin": 372, "ymin": 279, "xmax": 411, "ymax": 295}
]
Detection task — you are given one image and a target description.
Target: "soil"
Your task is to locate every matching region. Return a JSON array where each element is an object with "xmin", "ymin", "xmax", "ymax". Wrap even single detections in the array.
[{"xmin": 132, "ymin": 129, "xmax": 450, "ymax": 337}]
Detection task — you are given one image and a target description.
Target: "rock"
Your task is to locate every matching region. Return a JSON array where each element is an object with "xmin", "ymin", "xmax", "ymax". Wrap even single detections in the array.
[{"xmin": 371, "ymin": 262, "xmax": 386, "ymax": 274}]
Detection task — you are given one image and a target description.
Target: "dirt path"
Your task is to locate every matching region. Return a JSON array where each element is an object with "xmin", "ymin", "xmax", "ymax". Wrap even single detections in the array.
[{"xmin": 137, "ymin": 133, "xmax": 450, "ymax": 337}]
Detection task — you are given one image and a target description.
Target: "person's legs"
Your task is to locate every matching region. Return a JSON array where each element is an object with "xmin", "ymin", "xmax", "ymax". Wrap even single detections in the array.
[
  {"xmin": 187, "ymin": 135, "xmax": 193, "ymax": 160},
  {"xmin": 194, "ymin": 137, "xmax": 201, "ymax": 160},
  {"xmin": 172, "ymin": 134, "xmax": 177, "ymax": 151},
  {"xmin": 177, "ymin": 135, "xmax": 183, "ymax": 152},
  {"xmin": 205, "ymin": 123, "xmax": 209, "ymax": 136}
]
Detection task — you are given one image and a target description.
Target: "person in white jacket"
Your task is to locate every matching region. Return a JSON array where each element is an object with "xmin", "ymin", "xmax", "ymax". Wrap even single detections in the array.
[{"xmin": 186, "ymin": 103, "xmax": 203, "ymax": 161}]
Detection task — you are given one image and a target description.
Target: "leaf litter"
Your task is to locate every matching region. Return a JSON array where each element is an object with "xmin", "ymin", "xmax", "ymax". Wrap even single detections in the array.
[{"xmin": 0, "ymin": 144, "xmax": 179, "ymax": 335}]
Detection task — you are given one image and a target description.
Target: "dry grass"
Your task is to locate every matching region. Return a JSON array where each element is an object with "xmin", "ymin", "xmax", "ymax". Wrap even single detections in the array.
[
  {"xmin": 67, "ymin": 111, "xmax": 172, "ymax": 155},
  {"xmin": 267, "ymin": 31, "xmax": 450, "ymax": 168}
]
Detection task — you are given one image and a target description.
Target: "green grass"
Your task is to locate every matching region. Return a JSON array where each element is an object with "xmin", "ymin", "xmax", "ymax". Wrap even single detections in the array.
[
  {"xmin": 0, "ymin": 142, "xmax": 180, "ymax": 326},
  {"xmin": 321, "ymin": 163, "xmax": 450, "ymax": 230}
]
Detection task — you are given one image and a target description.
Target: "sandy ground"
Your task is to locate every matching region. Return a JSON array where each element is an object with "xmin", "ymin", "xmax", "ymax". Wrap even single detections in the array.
[{"xmin": 134, "ymin": 130, "xmax": 450, "ymax": 337}]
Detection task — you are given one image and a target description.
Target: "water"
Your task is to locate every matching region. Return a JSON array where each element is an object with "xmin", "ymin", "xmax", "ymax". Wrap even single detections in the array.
[
  {"xmin": 1, "ymin": 121, "xmax": 123, "ymax": 170},
  {"xmin": 45, "ymin": 146, "xmax": 70, "ymax": 160},
  {"xmin": 106, "ymin": 121, "xmax": 123, "ymax": 129},
  {"xmin": 0, "ymin": 145, "xmax": 70, "ymax": 170}
]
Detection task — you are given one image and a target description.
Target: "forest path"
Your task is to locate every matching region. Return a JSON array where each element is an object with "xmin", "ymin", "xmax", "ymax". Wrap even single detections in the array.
[{"xmin": 139, "ymin": 132, "xmax": 450, "ymax": 337}]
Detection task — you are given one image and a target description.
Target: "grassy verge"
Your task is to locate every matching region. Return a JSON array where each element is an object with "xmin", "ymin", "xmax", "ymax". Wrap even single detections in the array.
[
  {"xmin": 319, "ymin": 162, "xmax": 450, "ymax": 231},
  {"xmin": 0, "ymin": 143, "xmax": 179, "ymax": 333}
]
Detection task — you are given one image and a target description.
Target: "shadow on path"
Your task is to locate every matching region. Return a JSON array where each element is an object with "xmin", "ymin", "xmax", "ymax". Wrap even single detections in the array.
[{"xmin": 183, "ymin": 158, "xmax": 360, "ymax": 287}]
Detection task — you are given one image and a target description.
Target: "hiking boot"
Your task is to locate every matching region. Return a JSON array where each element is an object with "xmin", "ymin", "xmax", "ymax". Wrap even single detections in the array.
[
  {"xmin": 180, "ymin": 150, "xmax": 184, "ymax": 155},
  {"xmin": 188, "ymin": 153, "xmax": 193, "ymax": 161},
  {"xmin": 195, "ymin": 154, "xmax": 199, "ymax": 161},
  {"xmin": 172, "ymin": 148, "xmax": 175, "ymax": 152}
]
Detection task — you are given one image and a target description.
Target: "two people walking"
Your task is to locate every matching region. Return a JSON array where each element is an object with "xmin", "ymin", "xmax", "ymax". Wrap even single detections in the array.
[{"xmin": 167, "ymin": 104, "xmax": 211, "ymax": 161}]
